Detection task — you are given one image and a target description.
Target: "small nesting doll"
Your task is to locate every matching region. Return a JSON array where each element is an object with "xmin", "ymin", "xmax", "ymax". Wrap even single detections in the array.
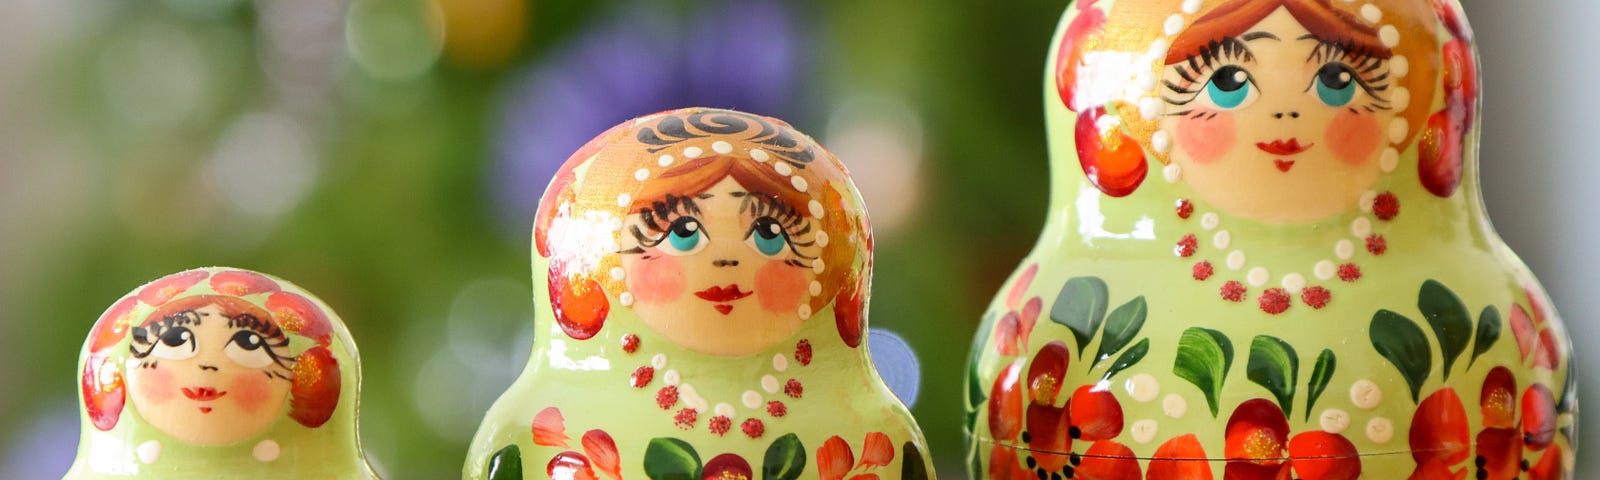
[
  {"xmin": 965, "ymin": 1, "xmax": 1576, "ymax": 479},
  {"xmin": 464, "ymin": 108, "xmax": 933, "ymax": 480},
  {"xmin": 66, "ymin": 267, "xmax": 379, "ymax": 479}
]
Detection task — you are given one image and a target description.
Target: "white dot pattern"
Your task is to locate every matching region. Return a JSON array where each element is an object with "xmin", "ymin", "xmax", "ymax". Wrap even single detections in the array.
[
  {"xmin": 1367, "ymin": 417, "xmax": 1395, "ymax": 443},
  {"xmin": 1320, "ymin": 409, "xmax": 1352, "ymax": 434}
]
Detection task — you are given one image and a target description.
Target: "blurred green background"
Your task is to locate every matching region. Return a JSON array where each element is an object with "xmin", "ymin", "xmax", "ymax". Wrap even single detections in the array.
[{"xmin": 0, "ymin": 0, "xmax": 1592, "ymax": 478}]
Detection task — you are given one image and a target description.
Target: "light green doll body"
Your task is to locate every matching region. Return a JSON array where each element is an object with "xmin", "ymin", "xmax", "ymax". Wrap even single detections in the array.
[
  {"xmin": 464, "ymin": 108, "xmax": 932, "ymax": 480},
  {"xmin": 68, "ymin": 267, "xmax": 379, "ymax": 479},
  {"xmin": 965, "ymin": 1, "xmax": 1576, "ymax": 479}
]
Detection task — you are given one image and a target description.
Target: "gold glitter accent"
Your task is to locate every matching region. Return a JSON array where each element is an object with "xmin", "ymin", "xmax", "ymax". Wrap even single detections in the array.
[
  {"xmin": 1032, "ymin": 375, "xmax": 1060, "ymax": 405},
  {"xmin": 294, "ymin": 352, "xmax": 325, "ymax": 387},
  {"xmin": 718, "ymin": 472, "xmax": 749, "ymax": 480},
  {"xmin": 276, "ymin": 308, "xmax": 305, "ymax": 333},
  {"xmin": 1240, "ymin": 429, "xmax": 1282, "ymax": 460},
  {"xmin": 1484, "ymin": 389, "xmax": 1515, "ymax": 421}
]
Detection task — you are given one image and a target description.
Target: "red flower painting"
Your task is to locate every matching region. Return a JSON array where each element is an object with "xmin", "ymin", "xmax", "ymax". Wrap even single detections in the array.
[
  {"xmin": 988, "ymin": 341, "xmax": 1140, "ymax": 480},
  {"xmin": 1408, "ymin": 367, "xmax": 1561, "ymax": 480},
  {"xmin": 993, "ymin": 264, "xmax": 1042, "ymax": 356},
  {"xmin": 1223, "ymin": 399, "xmax": 1360, "ymax": 480}
]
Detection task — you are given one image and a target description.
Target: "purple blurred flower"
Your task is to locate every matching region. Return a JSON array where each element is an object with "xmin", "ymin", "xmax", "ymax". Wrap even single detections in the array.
[{"xmin": 491, "ymin": 0, "xmax": 809, "ymax": 233}]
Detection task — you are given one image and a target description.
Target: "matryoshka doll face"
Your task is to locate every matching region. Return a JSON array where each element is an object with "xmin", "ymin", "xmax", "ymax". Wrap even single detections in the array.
[
  {"xmin": 1159, "ymin": 3, "xmax": 1398, "ymax": 223},
  {"xmin": 538, "ymin": 109, "xmax": 866, "ymax": 358},
  {"xmin": 620, "ymin": 162, "xmax": 823, "ymax": 357},
  {"xmin": 125, "ymin": 295, "xmax": 297, "ymax": 445}
]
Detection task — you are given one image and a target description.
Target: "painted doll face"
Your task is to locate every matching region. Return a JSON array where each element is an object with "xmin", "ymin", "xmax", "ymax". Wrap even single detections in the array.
[
  {"xmin": 1161, "ymin": 7, "xmax": 1394, "ymax": 224},
  {"xmin": 125, "ymin": 303, "xmax": 295, "ymax": 445},
  {"xmin": 621, "ymin": 176, "xmax": 819, "ymax": 356}
]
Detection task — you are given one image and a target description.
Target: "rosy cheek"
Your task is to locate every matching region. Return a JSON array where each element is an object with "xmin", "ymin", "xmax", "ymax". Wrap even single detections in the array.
[
  {"xmin": 1175, "ymin": 110, "xmax": 1237, "ymax": 164},
  {"xmin": 1326, "ymin": 110, "xmax": 1382, "ymax": 165},
  {"xmin": 754, "ymin": 260, "xmax": 807, "ymax": 314},
  {"xmin": 132, "ymin": 367, "xmax": 176, "ymax": 405},
  {"xmin": 627, "ymin": 255, "xmax": 685, "ymax": 304},
  {"xmin": 227, "ymin": 371, "xmax": 274, "ymax": 414}
]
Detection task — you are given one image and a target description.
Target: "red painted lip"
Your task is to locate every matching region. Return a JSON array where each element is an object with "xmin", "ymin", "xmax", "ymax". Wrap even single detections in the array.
[
  {"xmin": 198, "ymin": 407, "xmax": 213, "ymax": 414},
  {"xmin": 1256, "ymin": 139, "xmax": 1313, "ymax": 156},
  {"xmin": 182, "ymin": 387, "xmax": 227, "ymax": 402},
  {"xmin": 1274, "ymin": 160, "xmax": 1296, "ymax": 172},
  {"xmin": 713, "ymin": 305, "xmax": 734, "ymax": 315},
  {"xmin": 695, "ymin": 285, "xmax": 752, "ymax": 303}
]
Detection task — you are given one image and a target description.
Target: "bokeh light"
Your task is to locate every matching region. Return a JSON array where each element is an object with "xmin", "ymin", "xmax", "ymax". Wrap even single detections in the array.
[
  {"xmin": 430, "ymin": 0, "xmax": 528, "ymax": 70},
  {"xmin": 825, "ymin": 95, "xmax": 925, "ymax": 238},
  {"xmin": 345, "ymin": 0, "xmax": 443, "ymax": 82},
  {"xmin": 210, "ymin": 112, "xmax": 319, "ymax": 219}
]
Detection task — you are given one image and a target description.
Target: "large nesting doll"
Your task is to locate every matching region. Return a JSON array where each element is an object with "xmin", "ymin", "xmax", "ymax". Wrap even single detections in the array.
[
  {"xmin": 965, "ymin": 1, "xmax": 1576, "ymax": 479},
  {"xmin": 67, "ymin": 267, "xmax": 379, "ymax": 479},
  {"xmin": 464, "ymin": 108, "xmax": 933, "ymax": 480}
]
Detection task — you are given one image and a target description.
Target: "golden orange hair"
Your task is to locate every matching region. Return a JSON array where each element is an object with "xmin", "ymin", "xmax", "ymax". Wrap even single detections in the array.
[
  {"xmin": 1169, "ymin": 0, "xmax": 1389, "ymax": 64},
  {"xmin": 142, "ymin": 294, "xmax": 274, "ymax": 329}
]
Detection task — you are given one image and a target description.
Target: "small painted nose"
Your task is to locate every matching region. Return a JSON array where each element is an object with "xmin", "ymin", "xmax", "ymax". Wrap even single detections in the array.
[
  {"xmin": 1273, "ymin": 111, "xmax": 1301, "ymax": 119},
  {"xmin": 199, "ymin": 364, "xmax": 219, "ymax": 371},
  {"xmin": 713, "ymin": 259, "xmax": 740, "ymax": 267}
]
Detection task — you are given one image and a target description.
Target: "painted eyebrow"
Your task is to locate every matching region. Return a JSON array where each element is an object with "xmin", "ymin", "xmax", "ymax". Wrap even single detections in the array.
[
  {"xmin": 1297, "ymin": 34, "xmax": 1320, "ymax": 41},
  {"xmin": 1242, "ymin": 31, "xmax": 1280, "ymax": 42},
  {"xmin": 696, "ymin": 193, "xmax": 714, "ymax": 199}
]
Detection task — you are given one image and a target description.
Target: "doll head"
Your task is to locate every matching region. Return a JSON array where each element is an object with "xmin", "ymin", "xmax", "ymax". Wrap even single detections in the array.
[
  {"xmin": 533, "ymin": 108, "xmax": 871, "ymax": 356},
  {"xmin": 79, "ymin": 268, "xmax": 342, "ymax": 448},
  {"xmin": 1058, "ymin": 0, "xmax": 1451, "ymax": 224}
]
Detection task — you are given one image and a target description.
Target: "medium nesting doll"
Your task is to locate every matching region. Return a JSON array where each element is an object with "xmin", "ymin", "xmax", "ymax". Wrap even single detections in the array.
[
  {"xmin": 464, "ymin": 108, "xmax": 932, "ymax": 480},
  {"xmin": 965, "ymin": 1, "xmax": 1576, "ymax": 479},
  {"xmin": 66, "ymin": 267, "xmax": 379, "ymax": 479}
]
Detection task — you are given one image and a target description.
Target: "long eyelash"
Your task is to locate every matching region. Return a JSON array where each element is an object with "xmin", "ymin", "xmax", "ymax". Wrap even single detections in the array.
[
  {"xmin": 228, "ymin": 313, "xmax": 295, "ymax": 368},
  {"xmin": 228, "ymin": 314, "xmax": 288, "ymax": 347},
  {"xmin": 740, "ymin": 193, "xmax": 807, "ymax": 232},
  {"xmin": 130, "ymin": 311, "xmax": 202, "ymax": 358},
  {"xmin": 630, "ymin": 225, "xmax": 663, "ymax": 248},
  {"xmin": 1165, "ymin": 37, "xmax": 1254, "ymax": 106},
  {"xmin": 630, "ymin": 194, "xmax": 703, "ymax": 251},
  {"xmin": 1308, "ymin": 40, "xmax": 1392, "ymax": 106},
  {"xmin": 639, "ymin": 195, "xmax": 701, "ymax": 233},
  {"xmin": 741, "ymin": 192, "xmax": 820, "ymax": 260}
]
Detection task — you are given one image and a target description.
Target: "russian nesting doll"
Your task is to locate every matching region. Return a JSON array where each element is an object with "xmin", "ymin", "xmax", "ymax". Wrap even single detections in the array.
[
  {"xmin": 463, "ymin": 108, "xmax": 933, "ymax": 480},
  {"xmin": 965, "ymin": 1, "xmax": 1576, "ymax": 479},
  {"xmin": 66, "ymin": 267, "xmax": 379, "ymax": 479}
]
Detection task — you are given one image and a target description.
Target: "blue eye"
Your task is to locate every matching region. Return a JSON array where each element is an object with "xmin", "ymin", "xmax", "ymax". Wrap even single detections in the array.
[
  {"xmin": 1205, "ymin": 66, "xmax": 1256, "ymax": 109},
  {"xmin": 660, "ymin": 217, "xmax": 706, "ymax": 255},
  {"xmin": 748, "ymin": 217, "xmax": 788, "ymax": 256},
  {"xmin": 1313, "ymin": 63, "xmax": 1358, "ymax": 107}
]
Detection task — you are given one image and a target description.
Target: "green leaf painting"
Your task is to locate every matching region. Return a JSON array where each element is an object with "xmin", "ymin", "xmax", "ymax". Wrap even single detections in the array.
[
  {"xmin": 1095, "ymin": 296, "xmax": 1148, "ymax": 369},
  {"xmin": 1418, "ymin": 280, "xmax": 1472, "ymax": 379},
  {"xmin": 644, "ymin": 437, "xmax": 702, "ymax": 480},
  {"xmin": 1470, "ymin": 305, "xmax": 1502, "ymax": 368},
  {"xmin": 964, "ymin": 371, "xmax": 984, "ymax": 437},
  {"xmin": 902, "ymin": 442, "xmax": 930, "ymax": 480},
  {"xmin": 1050, "ymin": 276, "xmax": 1109, "ymax": 358},
  {"xmin": 761, "ymin": 433, "xmax": 806, "ymax": 480},
  {"xmin": 1305, "ymin": 349, "xmax": 1337, "ymax": 422},
  {"xmin": 486, "ymin": 445, "xmax": 523, "ymax": 480},
  {"xmin": 1370, "ymin": 309, "xmax": 1434, "ymax": 403},
  {"xmin": 1247, "ymin": 336, "xmax": 1300, "ymax": 419},
  {"xmin": 1174, "ymin": 327, "xmax": 1234, "ymax": 417},
  {"xmin": 1102, "ymin": 338, "xmax": 1150, "ymax": 381}
]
